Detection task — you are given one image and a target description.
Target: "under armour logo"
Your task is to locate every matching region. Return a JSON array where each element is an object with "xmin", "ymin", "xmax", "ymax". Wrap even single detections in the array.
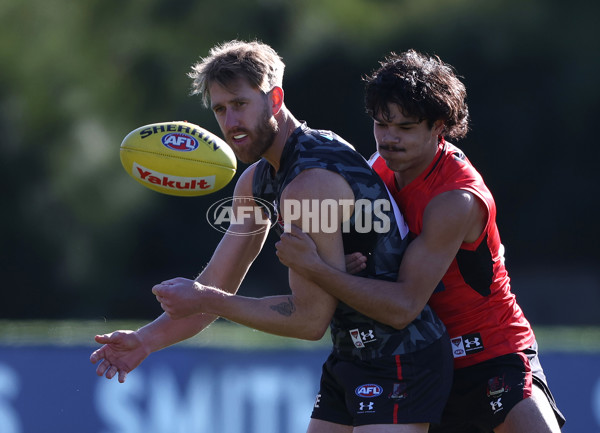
[
  {"xmin": 359, "ymin": 402, "xmax": 374, "ymax": 411},
  {"xmin": 361, "ymin": 330, "xmax": 375, "ymax": 341},
  {"xmin": 464, "ymin": 337, "xmax": 481, "ymax": 348},
  {"xmin": 490, "ymin": 398, "xmax": 503, "ymax": 412}
]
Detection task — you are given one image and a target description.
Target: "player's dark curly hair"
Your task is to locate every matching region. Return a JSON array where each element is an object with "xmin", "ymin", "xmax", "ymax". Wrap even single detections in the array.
[{"xmin": 364, "ymin": 50, "xmax": 469, "ymax": 140}]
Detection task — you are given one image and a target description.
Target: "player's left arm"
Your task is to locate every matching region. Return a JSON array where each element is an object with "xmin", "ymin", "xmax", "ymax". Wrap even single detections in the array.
[{"xmin": 276, "ymin": 189, "xmax": 486, "ymax": 329}]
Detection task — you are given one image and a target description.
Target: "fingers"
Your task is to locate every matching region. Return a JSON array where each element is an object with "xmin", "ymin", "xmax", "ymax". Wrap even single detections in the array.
[
  {"xmin": 95, "ymin": 359, "xmax": 127, "ymax": 382},
  {"xmin": 277, "ymin": 227, "xmax": 303, "ymax": 248},
  {"xmin": 90, "ymin": 331, "xmax": 132, "ymax": 383},
  {"xmin": 345, "ymin": 252, "xmax": 367, "ymax": 274},
  {"xmin": 281, "ymin": 223, "xmax": 304, "ymax": 237},
  {"xmin": 90, "ymin": 334, "xmax": 116, "ymax": 364},
  {"xmin": 153, "ymin": 289, "xmax": 169, "ymax": 312},
  {"xmin": 158, "ymin": 301, "xmax": 170, "ymax": 316},
  {"xmin": 105, "ymin": 364, "xmax": 119, "ymax": 380},
  {"xmin": 154, "ymin": 294, "xmax": 175, "ymax": 318},
  {"xmin": 153, "ymin": 284, "xmax": 170, "ymax": 310},
  {"xmin": 288, "ymin": 223, "xmax": 303, "ymax": 236},
  {"xmin": 93, "ymin": 331, "xmax": 122, "ymax": 348},
  {"xmin": 152, "ymin": 278, "xmax": 178, "ymax": 296},
  {"xmin": 151, "ymin": 284, "xmax": 163, "ymax": 297},
  {"xmin": 94, "ymin": 358, "xmax": 110, "ymax": 377},
  {"xmin": 346, "ymin": 252, "xmax": 366, "ymax": 262},
  {"xmin": 152, "ymin": 285, "xmax": 178, "ymax": 318},
  {"xmin": 94, "ymin": 333, "xmax": 112, "ymax": 344},
  {"xmin": 274, "ymin": 239, "xmax": 290, "ymax": 261},
  {"xmin": 90, "ymin": 347, "xmax": 103, "ymax": 364}
]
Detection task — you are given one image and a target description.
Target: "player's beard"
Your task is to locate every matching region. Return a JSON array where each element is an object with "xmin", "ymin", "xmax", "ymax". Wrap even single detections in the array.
[{"xmin": 229, "ymin": 106, "xmax": 278, "ymax": 164}]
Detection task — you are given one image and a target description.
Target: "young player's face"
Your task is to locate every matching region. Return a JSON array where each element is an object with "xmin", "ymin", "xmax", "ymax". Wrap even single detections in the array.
[
  {"xmin": 210, "ymin": 79, "xmax": 278, "ymax": 164},
  {"xmin": 373, "ymin": 103, "xmax": 442, "ymax": 182}
]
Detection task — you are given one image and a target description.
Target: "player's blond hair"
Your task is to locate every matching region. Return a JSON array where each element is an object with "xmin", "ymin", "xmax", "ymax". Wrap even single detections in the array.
[{"xmin": 189, "ymin": 40, "xmax": 285, "ymax": 107}]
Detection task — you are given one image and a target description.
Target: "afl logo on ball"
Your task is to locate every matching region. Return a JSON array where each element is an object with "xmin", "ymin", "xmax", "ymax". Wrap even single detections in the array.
[{"xmin": 162, "ymin": 133, "xmax": 199, "ymax": 152}]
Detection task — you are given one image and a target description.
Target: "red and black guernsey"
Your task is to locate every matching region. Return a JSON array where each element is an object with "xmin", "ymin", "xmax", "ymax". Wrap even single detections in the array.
[{"xmin": 371, "ymin": 139, "xmax": 535, "ymax": 369}]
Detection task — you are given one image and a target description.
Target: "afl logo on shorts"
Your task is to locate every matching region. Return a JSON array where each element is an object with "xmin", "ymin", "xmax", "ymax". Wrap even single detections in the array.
[
  {"xmin": 355, "ymin": 384, "xmax": 383, "ymax": 398},
  {"xmin": 162, "ymin": 133, "xmax": 199, "ymax": 151}
]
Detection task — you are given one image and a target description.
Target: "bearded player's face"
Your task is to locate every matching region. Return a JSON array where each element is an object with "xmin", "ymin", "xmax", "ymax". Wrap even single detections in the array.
[{"xmin": 209, "ymin": 79, "xmax": 278, "ymax": 164}]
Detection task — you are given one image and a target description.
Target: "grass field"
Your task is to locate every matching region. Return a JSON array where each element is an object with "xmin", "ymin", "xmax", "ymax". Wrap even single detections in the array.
[
  {"xmin": 1, "ymin": 320, "xmax": 599, "ymax": 352},
  {"xmin": 0, "ymin": 319, "xmax": 327, "ymax": 349}
]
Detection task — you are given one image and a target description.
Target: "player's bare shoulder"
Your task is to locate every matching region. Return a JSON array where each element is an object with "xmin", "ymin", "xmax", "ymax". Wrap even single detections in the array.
[{"xmin": 232, "ymin": 161, "xmax": 261, "ymax": 197}]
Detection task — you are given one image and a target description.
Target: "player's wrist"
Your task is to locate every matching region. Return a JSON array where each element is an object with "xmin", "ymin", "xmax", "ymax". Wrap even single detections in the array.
[
  {"xmin": 192, "ymin": 281, "xmax": 231, "ymax": 316},
  {"xmin": 136, "ymin": 318, "xmax": 175, "ymax": 353}
]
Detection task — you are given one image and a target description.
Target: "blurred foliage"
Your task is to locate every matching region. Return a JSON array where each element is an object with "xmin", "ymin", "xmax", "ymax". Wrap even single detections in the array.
[{"xmin": 1, "ymin": 0, "xmax": 598, "ymax": 322}]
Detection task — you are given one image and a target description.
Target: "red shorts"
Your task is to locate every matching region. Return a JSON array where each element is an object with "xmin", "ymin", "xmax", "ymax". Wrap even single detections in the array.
[
  {"xmin": 311, "ymin": 334, "xmax": 453, "ymax": 426},
  {"xmin": 429, "ymin": 342, "xmax": 566, "ymax": 432}
]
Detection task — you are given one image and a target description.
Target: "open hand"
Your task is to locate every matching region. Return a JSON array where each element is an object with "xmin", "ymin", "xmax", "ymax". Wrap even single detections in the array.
[{"xmin": 90, "ymin": 330, "xmax": 148, "ymax": 383}]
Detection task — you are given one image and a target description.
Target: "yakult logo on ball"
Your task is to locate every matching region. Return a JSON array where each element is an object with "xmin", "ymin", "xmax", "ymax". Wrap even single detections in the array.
[
  {"xmin": 133, "ymin": 163, "xmax": 214, "ymax": 192},
  {"xmin": 161, "ymin": 133, "xmax": 199, "ymax": 152}
]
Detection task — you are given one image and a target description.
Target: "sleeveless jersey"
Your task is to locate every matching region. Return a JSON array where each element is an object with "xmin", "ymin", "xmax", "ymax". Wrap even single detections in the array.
[
  {"xmin": 371, "ymin": 139, "xmax": 535, "ymax": 369},
  {"xmin": 253, "ymin": 123, "xmax": 447, "ymax": 360}
]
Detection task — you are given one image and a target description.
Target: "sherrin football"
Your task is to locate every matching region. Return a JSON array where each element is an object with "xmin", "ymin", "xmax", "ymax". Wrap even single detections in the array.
[{"xmin": 119, "ymin": 121, "xmax": 237, "ymax": 197}]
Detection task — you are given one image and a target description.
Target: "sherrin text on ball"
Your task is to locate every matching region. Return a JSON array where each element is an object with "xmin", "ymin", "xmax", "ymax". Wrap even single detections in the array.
[{"xmin": 119, "ymin": 121, "xmax": 237, "ymax": 197}]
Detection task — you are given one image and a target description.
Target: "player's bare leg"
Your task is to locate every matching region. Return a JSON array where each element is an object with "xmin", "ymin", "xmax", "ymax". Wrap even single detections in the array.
[{"xmin": 494, "ymin": 384, "xmax": 561, "ymax": 433}]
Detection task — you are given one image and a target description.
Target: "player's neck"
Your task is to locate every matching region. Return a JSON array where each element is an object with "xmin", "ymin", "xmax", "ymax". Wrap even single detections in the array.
[{"xmin": 262, "ymin": 107, "xmax": 300, "ymax": 172}]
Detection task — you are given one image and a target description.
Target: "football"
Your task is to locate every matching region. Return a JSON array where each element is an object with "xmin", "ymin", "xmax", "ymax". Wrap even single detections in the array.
[{"xmin": 119, "ymin": 121, "xmax": 237, "ymax": 197}]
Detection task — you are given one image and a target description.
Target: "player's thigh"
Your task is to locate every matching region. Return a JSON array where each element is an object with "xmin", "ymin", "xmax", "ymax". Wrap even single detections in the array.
[
  {"xmin": 354, "ymin": 422, "xmax": 429, "ymax": 433},
  {"xmin": 494, "ymin": 383, "xmax": 561, "ymax": 433},
  {"xmin": 306, "ymin": 418, "xmax": 352, "ymax": 433}
]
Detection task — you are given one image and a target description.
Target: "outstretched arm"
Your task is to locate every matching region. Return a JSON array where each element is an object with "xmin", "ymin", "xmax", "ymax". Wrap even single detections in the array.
[
  {"xmin": 91, "ymin": 164, "xmax": 269, "ymax": 381},
  {"xmin": 154, "ymin": 168, "xmax": 352, "ymax": 341}
]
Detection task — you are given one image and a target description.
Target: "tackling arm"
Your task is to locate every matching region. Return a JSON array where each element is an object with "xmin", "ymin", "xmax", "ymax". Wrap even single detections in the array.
[{"xmin": 276, "ymin": 189, "xmax": 487, "ymax": 329}]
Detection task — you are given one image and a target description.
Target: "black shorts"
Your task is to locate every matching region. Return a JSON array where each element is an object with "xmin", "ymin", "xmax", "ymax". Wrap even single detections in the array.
[
  {"xmin": 429, "ymin": 342, "xmax": 566, "ymax": 432},
  {"xmin": 311, "ymin": 334, "xmax": 453, "ymax": 426}
]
